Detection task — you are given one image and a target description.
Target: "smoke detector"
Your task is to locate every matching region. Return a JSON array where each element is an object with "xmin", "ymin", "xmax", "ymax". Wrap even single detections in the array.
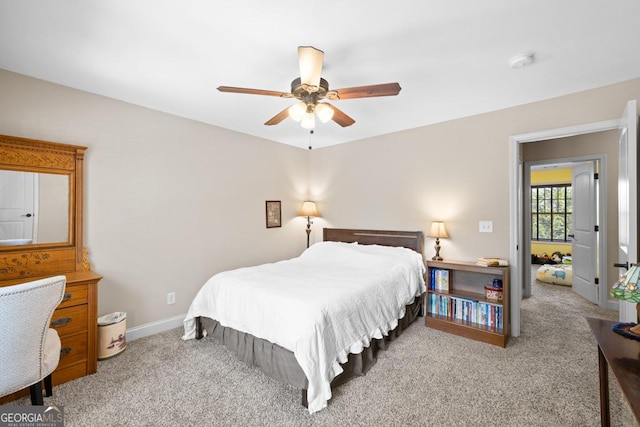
[{"xmin": 509, "ymin": 53, "xmax": 534, "ymax": 69}]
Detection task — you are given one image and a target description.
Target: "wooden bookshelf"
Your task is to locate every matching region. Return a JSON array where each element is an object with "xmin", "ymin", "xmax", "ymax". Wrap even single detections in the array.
[{"xmin": 426, "ymin": 260, "xmax": 510, "ymax": 347}]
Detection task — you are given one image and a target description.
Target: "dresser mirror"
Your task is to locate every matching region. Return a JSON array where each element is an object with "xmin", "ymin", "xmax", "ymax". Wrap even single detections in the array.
[
  {"xmin": 0, "ymin": 169, "xmax": 70, "ymax": 246},
  {"xmin": 0, "ymin": 134, "xmax": 86, "ymax": 278}
]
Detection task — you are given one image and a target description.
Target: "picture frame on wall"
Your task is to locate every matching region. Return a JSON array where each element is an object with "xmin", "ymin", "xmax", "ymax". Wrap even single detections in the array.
[{"xmin": 265, "ymin": 200, "xmax": 281, "ymax": 228}]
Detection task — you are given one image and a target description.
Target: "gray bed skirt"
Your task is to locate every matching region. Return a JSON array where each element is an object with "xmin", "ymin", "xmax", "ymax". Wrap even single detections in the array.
[{"xmin": 196, "ymin": 293, "xmax": 423, "ymax": 407}]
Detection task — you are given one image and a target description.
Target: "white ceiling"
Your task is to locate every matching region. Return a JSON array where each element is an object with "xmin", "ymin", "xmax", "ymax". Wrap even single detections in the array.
[{"xmin": 1, "ymin": 1, "xmax": 640, "ymax": 149}]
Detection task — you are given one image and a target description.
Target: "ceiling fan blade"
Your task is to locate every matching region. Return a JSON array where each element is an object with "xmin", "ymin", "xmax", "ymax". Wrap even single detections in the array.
[
  {"xmin": 298, "ymin": 46, "xmax": 324, "ymax": 89},
  {"xmin": 328, "ymin": 82, "xmax": 402, "ymax": 100},
  {"xmin": 217, "ymin": 86, "xmax": 293, "ymax": 98},
  {"xmin": 324, "ymin": 103, "xmax": 355, "ymax": 127},
  {"xmin": 264, "ymin": 106, "xmax": 291, "ymax": 126}
]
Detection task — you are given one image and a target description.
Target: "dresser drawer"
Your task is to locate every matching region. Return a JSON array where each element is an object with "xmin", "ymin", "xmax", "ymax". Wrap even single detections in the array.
[
  {"xmin": 51, "ymin": 304, "xmax": 88, "ymax": 336},
  {"xmin": 58, "ymin": 332, "xmax": 88, "ymax": 368},
  {"xmin": 57, "ymin": 284, "xmax": 88, "ymax": 309},
  {"xmin": 53, "ymin": 361, "xmax": 88, "ymax": 387}
]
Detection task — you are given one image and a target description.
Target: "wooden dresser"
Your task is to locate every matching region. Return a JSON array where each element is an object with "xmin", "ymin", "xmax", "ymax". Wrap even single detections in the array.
[
  {"xmin": 51, "ymin": 271, "xmax": 101, "ymax": 383},
  {"xmin": 0, "ymin": 135, "xmax": 101, "ymax": 402}
]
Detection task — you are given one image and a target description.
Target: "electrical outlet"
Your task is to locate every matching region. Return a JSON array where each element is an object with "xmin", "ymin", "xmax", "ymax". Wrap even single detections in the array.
[
  {"xmin": 479, "ymin": 221, "xmax": 493, "ymax": 233},
  {"xmin": 167, "ymin": 292, "xmax": 176, "ymax": 305}
]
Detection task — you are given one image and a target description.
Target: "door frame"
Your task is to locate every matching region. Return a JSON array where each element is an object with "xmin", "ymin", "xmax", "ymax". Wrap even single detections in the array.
[
  {"xmin": 509, "ymin": 119, "xmax": 619, "ymax": 337},
  {"xmin": 616, "ymin": 100, "xmax": 638, "ymax": 323},
  {"xmin": 523, "ymin": 157, "xmax": 608, "ymax": 306}
]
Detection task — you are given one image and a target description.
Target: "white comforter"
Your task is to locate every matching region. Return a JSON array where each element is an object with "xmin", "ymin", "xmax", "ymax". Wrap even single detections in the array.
[{"xmin": 182, "ymin": 241, "xmax": 426, "ymax": 413}]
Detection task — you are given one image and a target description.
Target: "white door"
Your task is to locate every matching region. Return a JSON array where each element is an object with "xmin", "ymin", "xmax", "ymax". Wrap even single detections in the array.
[
  {"xmin": 571, "ymin": 162, "xmax": 597, "ymax": 303},
  {"xmin": 0, "ymin": 170, "xmax": 35, "ymax": 242},
  {"xmin": 616, "ymin": 100, "xmax": 638, "ymax": 322}
]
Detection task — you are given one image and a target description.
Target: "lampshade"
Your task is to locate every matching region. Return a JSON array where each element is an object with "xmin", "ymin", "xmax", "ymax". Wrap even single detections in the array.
[
  {"xmin": 611, "ymin": 264, "xmax": 640, "ymax": 304},
  {"xmin": 315, "ymin": 103, "xmax": 334, "ymax": 123},
  {"xmin": 288, "ymin": 102, "xmax": 306, "ymax": 121},
  {"xmin": 428, "ymin": 221, "xmax": 449, "ymax": 239},
  {"xmin": 298, "ymin": 46, "xmax": 323, "ymax": 89},
  {"xmin": 301, "ymin": 111, "xmax": 315, "ymax": 130},
  {"xmin": 300, "ymin": 201, "xmax": 320, "ymax": 217}
]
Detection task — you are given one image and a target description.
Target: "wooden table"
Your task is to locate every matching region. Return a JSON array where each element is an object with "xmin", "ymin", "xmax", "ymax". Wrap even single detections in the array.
[{"xmin": 586, "ymin": 317, "xmax": 640, "ymax": 426}]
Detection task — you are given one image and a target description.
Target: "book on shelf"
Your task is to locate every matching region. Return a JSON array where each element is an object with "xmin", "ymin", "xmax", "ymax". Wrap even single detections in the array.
[
  {"xmin": 433, "ymin": 268, "xmax": 449, "ymax": 291},
  {"xmin": 428, "ymin": 293, "xmax": 503, "ymax": 329},
  {"xmin": 477, "ymin": 257, "xmax": 509, "ymax": 267}
]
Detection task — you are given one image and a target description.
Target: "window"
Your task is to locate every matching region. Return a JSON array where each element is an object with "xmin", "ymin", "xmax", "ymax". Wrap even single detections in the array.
[{"xmin": 531, "ymin": 184, "xmax": 572, "ymax": 241}]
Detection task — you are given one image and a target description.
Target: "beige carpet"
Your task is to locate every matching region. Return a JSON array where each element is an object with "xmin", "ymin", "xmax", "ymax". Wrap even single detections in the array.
[{"xmin": 3, "ymin": 277, "xmax": 638, "ymax": 426}]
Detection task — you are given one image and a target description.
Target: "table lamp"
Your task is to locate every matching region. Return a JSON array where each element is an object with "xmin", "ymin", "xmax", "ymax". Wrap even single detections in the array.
[
  {"xmin": 610, "ymin": 264, "xmax": 640, "ymax": 339},
  {"xmin": 300, "ymin": 201, "xmax": 320, "ymax": 248},
  {"xmin": 427, "ymin": 221, "xmax": 448, "ymax": 261}
]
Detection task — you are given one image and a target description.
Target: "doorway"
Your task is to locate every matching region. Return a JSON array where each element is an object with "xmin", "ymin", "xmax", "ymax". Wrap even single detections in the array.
[
  {"xmin": 509, "ymin": 117, "xmax": 628, "ymax": 337},
  {"xmin": 510, "ymin": 101, "xmax": 638, "ymax": 337},
  {"xmin": 523, "ymin": 157, "xmax": 607, "ymax": 308}
]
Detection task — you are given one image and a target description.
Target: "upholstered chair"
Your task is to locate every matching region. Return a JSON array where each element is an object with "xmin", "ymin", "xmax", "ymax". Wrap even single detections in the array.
[{"xmin": 0, "ymin": 275, "xmax": 66, "ymax": 404}]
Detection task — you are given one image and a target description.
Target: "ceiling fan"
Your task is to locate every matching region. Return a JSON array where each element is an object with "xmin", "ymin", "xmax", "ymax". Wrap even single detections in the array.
[{"xmin": 217, "ymin": 46, "xmax": 402, "ymax": 130}]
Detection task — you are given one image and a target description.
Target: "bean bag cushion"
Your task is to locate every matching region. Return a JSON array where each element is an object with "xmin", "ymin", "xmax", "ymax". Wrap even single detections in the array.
[{"xmin": 536, "ymin": 264, "xmax": 572, "ymax": 286}]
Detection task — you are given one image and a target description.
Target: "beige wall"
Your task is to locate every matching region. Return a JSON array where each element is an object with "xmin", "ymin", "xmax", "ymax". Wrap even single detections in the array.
[
  {"xmin": 309, "ymin": 79, "xmax": 640, "ymax": 270},
  {"xmin": 0, "ymin": 69, "xmax": 309, "ymax": 329},
  {"xmin": 1, "ymin": 67, "xmax": 638, "ymax": 331}
]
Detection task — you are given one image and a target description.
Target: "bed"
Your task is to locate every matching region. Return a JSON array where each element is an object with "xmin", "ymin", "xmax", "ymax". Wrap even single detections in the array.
[{"xmin": 182, "ymin": 228, "xmax": 426, "ymax": 414}]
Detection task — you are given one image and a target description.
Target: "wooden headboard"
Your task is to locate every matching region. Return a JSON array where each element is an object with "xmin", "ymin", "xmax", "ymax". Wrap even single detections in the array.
[{"xmin": 323, "ymin": 228, "xmax": 424, "ymax": 254}]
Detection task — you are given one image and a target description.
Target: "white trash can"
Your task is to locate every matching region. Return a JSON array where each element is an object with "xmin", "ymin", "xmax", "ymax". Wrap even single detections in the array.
[{"xmin": 98, "ymin": 311, "xmax": 127, "ymax": 360}]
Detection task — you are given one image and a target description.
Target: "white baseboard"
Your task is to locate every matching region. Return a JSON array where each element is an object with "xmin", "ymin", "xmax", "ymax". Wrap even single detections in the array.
[
  {"xmin": 125, "ymin": 314, "xmax": 185, "ymax": 341},
  {"xmin": 606, "ymin": 299, "xmax": 619, "ymax": 312}
]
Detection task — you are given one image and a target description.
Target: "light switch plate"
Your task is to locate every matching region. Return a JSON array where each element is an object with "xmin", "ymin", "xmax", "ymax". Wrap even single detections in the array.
[
  {"xmin": 167, "ymin": 292, "xmax": 176, "ymax": 305},
  {"xmin": 479, "ymin": 221, "xmax": 493, "ymax": 233}
]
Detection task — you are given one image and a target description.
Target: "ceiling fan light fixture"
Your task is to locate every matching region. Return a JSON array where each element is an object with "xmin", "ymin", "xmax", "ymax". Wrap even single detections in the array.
[
  {"xmin": 301, "ymin": 111, "xmax": 315, "ymax": 130},
  {"xmin": 315, "ymin": 103, "xmax": 334, "ymax": 123},
  {"xmin": 298, "ymin": 46, "xmax": 324, "ymax": 91},
  {"xmin": 288, "ymin": 102, "xmax": 306, "ymax": 121},
  {"xmin": 219, "ymin": 47, "xmax": 401, "ymax": 130}
]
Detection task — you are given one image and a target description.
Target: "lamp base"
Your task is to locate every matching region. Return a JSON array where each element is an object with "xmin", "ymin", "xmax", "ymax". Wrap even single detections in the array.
[
  {"xmin": 305, "ymin": 216, "xmax": 312, "ymax": 248},
  {"xmin": 432, "ymin": 238, "xmax": 442, "ymax": 261}
]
